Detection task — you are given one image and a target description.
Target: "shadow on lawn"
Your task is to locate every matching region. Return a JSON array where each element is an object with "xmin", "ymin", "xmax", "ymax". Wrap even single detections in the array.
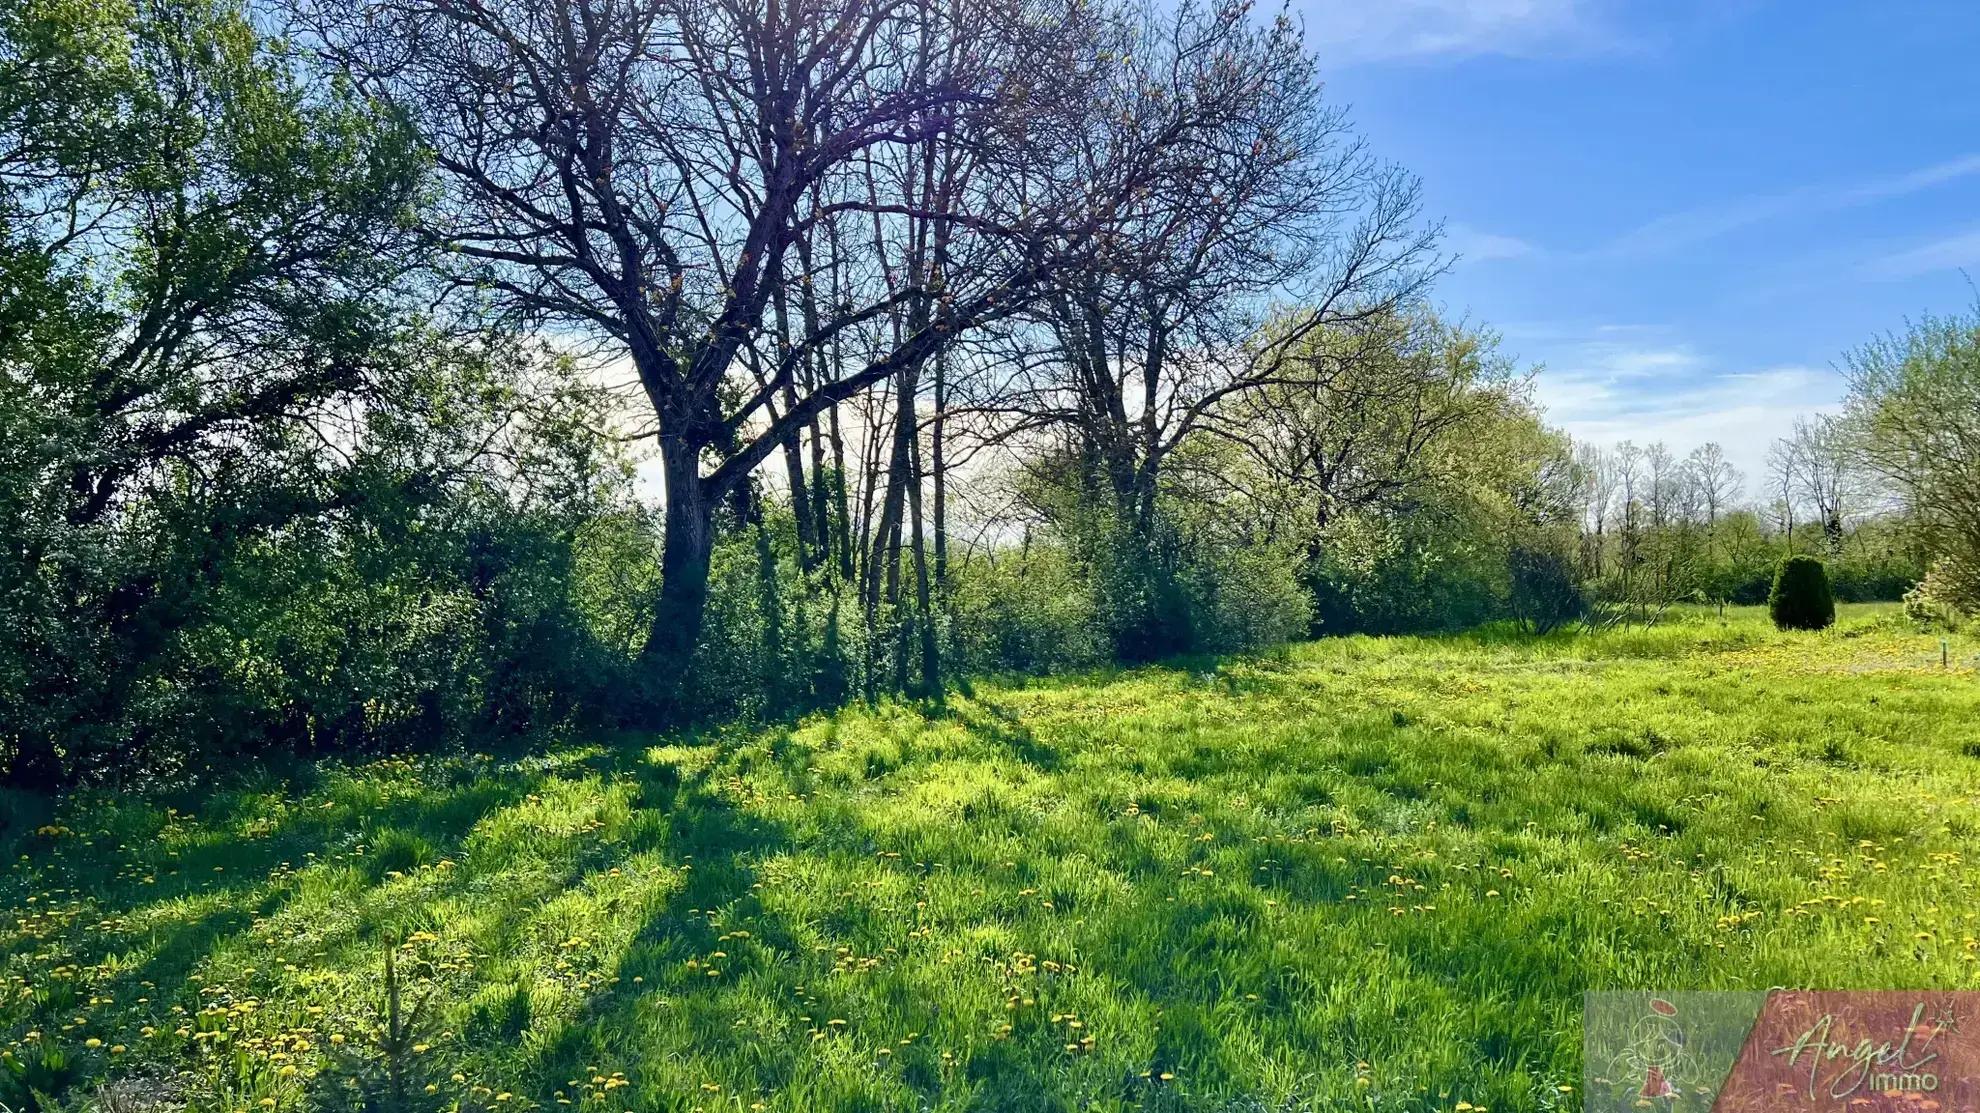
[{"xmin": 0, "ymin": 736, "xmax": 814, "ymax": 1110}]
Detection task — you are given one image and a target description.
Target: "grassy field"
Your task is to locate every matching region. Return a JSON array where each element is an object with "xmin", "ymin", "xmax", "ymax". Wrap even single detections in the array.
[{"xmin": 5, "ymin": 605, "xmax": 1980, "ymax": 1113}]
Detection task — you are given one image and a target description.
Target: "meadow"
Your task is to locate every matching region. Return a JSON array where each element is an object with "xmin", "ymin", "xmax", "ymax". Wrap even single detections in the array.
[{"xmin": 4, "ymin": 605, "xmax": 1980, "ymax": 1113}]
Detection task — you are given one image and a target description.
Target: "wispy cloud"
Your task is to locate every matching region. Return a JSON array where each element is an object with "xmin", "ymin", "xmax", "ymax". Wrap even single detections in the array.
[
  {"xmin": 1446, "ymin": 223, "xmax": 1538, "ymax": 263},
  {"xmin": 1604, "ymin": 153, "xmax": 1980, "ymax": 258},
  {"xmin": 1863, "ymin": 224, "xmax": 1980, "ymax": 280},
  {"xmin": 1531, "ymin": 339, "xmax": 1844, "ymax": 480},
  {"xmin": 1302, "ymin": 0, "xmax": 1607, "ymax": 64}
]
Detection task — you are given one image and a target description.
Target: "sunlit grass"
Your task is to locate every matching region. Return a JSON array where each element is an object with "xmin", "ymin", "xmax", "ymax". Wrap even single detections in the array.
[{"xmin": 5, "ymin": 604, "xmax": 1979, "ymax": 1112}]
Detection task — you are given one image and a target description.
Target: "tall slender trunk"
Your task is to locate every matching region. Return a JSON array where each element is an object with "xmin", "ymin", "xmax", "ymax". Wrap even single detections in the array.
[
  {"xmin": 830, "ymin": 402, "xmax": 853, "ymax": 579},
  {"xmin": 795, "ymin": 228, "xmax": 837, "ymax": 575},
  {"xmin": 780, "ymin": 410, "xmax": 815, "ymax": 571},
  {"xmin": 906, "ymin": 399, "xmax": 940, "ymax": 697},
  {"xmin": 807, "ymin": 419, "xmax": 831, "ymax": 571},
  {"xmin": 886, "ymin": 514, "xmax": 906, "ymax": 693},
  {"xmin": 932, "ymin": 349, "xmax": 948, "ymax": 586},
  {"xmin": 753, "ymin": 499, "xmax": 788, "ymax": 710},
  {"xmin": 857, "ymin": 398, "xmax": 886, "ymax": 604},
  {"xmin": 641, "ymin": 435, "xmax": 714, "ymax": 718},
  {"xmin": 772, "ymin": 284, "xmax": 818, "ymax": 569},
  {"xmin": 865, "ymin": 385, "xmax": 914, "ymax": 613}
]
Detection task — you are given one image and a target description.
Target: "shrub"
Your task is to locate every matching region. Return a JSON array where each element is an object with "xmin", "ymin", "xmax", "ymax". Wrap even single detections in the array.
[
  {"xmin": 1303, "ymin": 513, "xmax": 1500, "ymax": 636},
  {"xmin": 1508, "ymin": 546, "xmax": 1585, "ymax": 634},
  {"xmin": 1185, "ymin": 535, "xmax": 1312, "ymax": 655},
  {"xmin": 949, "ymin": 544, "xmax": 1108, "ymax": 675},
  {"xmin": 1923, "ymin": 552, "xmax": 1980, "ymax": 616},
  {"xmin": 1769, "ymin": 555, "xmax": 1836, "ymax": 631},
  {"xmin": 1902, "ymin": 582, "xmax": 1962, "ymax": 632},
  {"xmin": 1903, "ymin": 561, "xmax": 1975, "ymax": 631}
]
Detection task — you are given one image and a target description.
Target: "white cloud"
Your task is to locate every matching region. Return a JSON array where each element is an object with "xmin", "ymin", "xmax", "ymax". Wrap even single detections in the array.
[
  {"xmin": 1446, "ymin": 223, "xmax": 1538, "ymax": 263},
  {"xmin": 1863, "ymin": 224, "xmax": 1980, "ymax": 280},
  {"xmin": 1301, "ymin": 0, "xmax": 1603, "ymax": 63},
  {"xmin": 1533, "ymin": 342, "xmax": 1845, "ymax": 482},
  {"xmin": 1605, "ymin": 153, "xmax": 1980, "ymax": 259}
]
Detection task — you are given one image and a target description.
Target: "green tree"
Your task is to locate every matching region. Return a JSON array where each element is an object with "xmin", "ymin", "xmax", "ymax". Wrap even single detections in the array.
[
  {"xmin": 0, "ymin": 0, "xmax": 423, "ymax": 785},
  {"xmin": 1844, "ymin": 305, "xmax": 1980, "ymax": 614}
]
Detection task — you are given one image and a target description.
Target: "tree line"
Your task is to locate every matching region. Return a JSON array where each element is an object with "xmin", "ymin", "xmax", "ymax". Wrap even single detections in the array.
[{"xmin": 3, "ymin": 0, "xmax": 1975, "ymax": 790}]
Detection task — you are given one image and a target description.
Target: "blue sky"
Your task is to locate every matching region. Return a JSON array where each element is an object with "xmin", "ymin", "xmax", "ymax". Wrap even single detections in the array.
[{"xmin": 1303, "ymin": 0, "xmax": 1980, "ymax": 482}]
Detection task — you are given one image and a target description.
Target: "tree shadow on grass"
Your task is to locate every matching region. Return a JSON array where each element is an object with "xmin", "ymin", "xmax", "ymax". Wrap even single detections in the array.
[
  {"xmin": 932, "ymin": 700, "xmax": 1062, "ymax": 773},
  {"xmin": 0, "ymin": 741, "xmax": 767, "ymax": 1110},
  {"xmin": 482, "ymin": 705, "xmax": 1284, "ymax": 1112}
]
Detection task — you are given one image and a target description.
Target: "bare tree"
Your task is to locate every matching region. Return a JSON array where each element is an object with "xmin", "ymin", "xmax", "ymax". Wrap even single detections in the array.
[
  {"xmin": 985, "ymin": 0, "xmax": 1434, "ymax": 539},
  {"xmin": 1685, "ymin": 442, "xmax": 1742, "ymax": 530},
  {"xmin": 1611, "ymin": 440, "xmax": 1644, "ymax": 585},
  {"xmin": 1576, "ymin": 443, "xmax": 1615, "ymax": 577},
  {"xmin": 1766, "ymin": 438, "xmax": 1799, "ymax": 549},
  {"xmin": 1643, "ymin": 442, "xmax": 1676, "ymax": 529},
  {"xmin": 1782, "ymin": 416, "xmax": 1855, "ymax": 552},
  {"xmin": 301, "ymin": 0, "xmax": 1219, "ymax": 705}
]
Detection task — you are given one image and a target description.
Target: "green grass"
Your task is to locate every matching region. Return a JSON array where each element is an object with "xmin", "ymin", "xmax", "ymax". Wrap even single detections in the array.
[{"xmin": 5, "ymin": 605, "xmax": 1980, "ymax": 1113}]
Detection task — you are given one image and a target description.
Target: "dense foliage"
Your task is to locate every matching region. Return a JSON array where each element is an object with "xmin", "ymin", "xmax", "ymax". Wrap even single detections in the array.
[
  {"xmin": 1845, "ymin": 304, "xmax": 1980, "ymax": 617},
  {"xmin": 1768, "ymin": 555, "xmax": 1836, "ymax": 631},
  {"xmin": 0, "ymin": 0, "xmax": 1944, "ymax": 794},
  {"xmin": 0, "ymin": 0, "xmax": 656, "ymax": 787}
]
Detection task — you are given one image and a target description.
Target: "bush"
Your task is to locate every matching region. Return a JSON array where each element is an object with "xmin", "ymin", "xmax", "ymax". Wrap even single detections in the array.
[
  {"xmin": 1184, "ymin": 534, "xmax": 1312, "ymax": 655},
  {"xmin": 950, "ymin": 543, "xmax": 1109, "ymax": 675},
  {"xmin": 1303, "ymin": 513, "xmax": 1501, "ymax": 636},
  {"xmin": 1903, "ymin": 581, "xmax": 1964, "ymax": 632},
  {"xmin": 1508, "ymin": 546, "xmax": 1585, "ymax": 634},
  {"xmin": 1922, "ymin": 552, "xmax": 1980, "ymax": 616},
  {"xmin": 1769, "ymin": 555, "xmax": 1836, "ymax": 631}
]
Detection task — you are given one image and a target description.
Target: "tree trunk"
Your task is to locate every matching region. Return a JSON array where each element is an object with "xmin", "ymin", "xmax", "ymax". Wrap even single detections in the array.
[
  {"xmin": 932, "ymin": 350, "xmax": 948, "ymax": 586},
  {"xmin": 754, "ymin": 501, "xmax": 788, "ymax": 711},
  {"xmin": 772, "ymin": 284, "xmax": 818, "ymax": 570},
  {"xmin": 795, "ymin": 231, "xmax": 838, "ymax": 576},
  {"xmin": 830, "ymin": 402, "xmax": 853, "ymax": 579},
  {"xmin": 865, "ymin": 387, "xmax": 913, "ymax": 613},
  {"xmin": 640, "ymin": 435, "xmax": 714, "ymax": 719},
  {"xmin": 907, "ymin": 417, "xmax": 940, "ymax": 698},
  {"xmin": 780, "ymin": 415, "xmax": 816, "ymax": 572}
]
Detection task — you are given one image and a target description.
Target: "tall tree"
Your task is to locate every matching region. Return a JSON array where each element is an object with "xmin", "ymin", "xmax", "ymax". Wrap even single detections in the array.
[
  {"xmin": 1766, "ymin": 438, "xmax": 1799, "ymax": 548},
  {"xmin": 1213, "ymin": 310, "xmax": 1517, "ymax": 537},
  {"xmin": 982, "ymin": 0, "xmax": 1434, "ymax": 654},
  {"xmin": 1685, "ymin": 442, "xmax": 1741, "ymax": 530},
  {"xmin": 1782, "ymin": 416, "xmax": 1855, "ymax": 552},
  {"xmin": 1844, "ymin": 307, "xmax": 1980, "ymax": 611},
  {"xmin": 1576, "ymin": 443, "xmax": 1616, "ymax": 577},
  {"xmin": 1611, "ymin": 440, "xmax": 1644, "ymax": 587},
  {"xmin": 1, "ymin": 0, "xmax": 420, "ymax": 786},
  {"xmin": 304, "ymin": 0, "xmax": 1223, "ymax": 711},
  {"xmin": 1644, "ymin": 442, "xmax": 1678, "ymax": 530}
]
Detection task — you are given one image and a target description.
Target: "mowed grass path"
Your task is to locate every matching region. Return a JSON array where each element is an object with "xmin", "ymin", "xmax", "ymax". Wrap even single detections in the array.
[{"xmin": 5, "ymin": 606, "xmax": 1980, "ymax": 1113}]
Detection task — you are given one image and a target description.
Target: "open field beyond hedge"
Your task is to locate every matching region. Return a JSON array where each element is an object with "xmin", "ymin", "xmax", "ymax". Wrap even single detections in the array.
[{"xmin": 6, "ymin": 605, "xmax": 1980, "ymax": 1113}]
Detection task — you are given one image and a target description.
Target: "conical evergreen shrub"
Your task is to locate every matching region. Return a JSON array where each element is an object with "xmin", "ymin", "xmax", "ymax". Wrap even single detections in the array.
[{"xmin": 1769, "ymin": 555, "xmax": 1836, "ymax": 631}]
